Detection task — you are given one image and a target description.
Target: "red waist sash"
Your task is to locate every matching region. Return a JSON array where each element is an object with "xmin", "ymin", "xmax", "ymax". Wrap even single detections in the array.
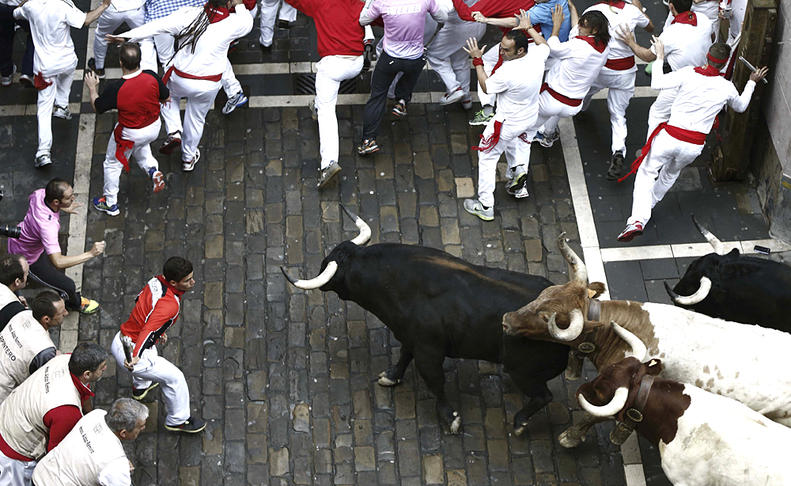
[
  {"xmin": 540, "ymin": 83, "xmax": 582, "ymax": 107},
  {"xmin": 618, "ymin": 122, "xmax": 706, "ymax": 182}
]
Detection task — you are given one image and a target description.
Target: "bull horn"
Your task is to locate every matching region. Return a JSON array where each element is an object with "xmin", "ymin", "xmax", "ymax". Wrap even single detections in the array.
[
  {"xmin": 548, "ymin": 309, "xmax": 585, "ymax": 341},
  {"xmin": 578, "ymin": 387, "xmax": 629, "ymax": 417},
  {"xmin": 557, "ymin": 233, "xmax": 588, "ymax": 283},
  {"xmin": 610, "ymin": 321, "xmax": 647, "ymax": 361},
  {"xmin": 341, "ymin": 205, "xmax": 372, "ymax": 246},
  {"xmin": 692, "ymin": 215, "xmax": 724, "ymax": 255},
  {"xmin": 668, "ymin": 276, "xmax": 712, "ymax": 306},
  {"xmin": 280, "ymin": 261, "xmax": 339, "ymax": 290}
]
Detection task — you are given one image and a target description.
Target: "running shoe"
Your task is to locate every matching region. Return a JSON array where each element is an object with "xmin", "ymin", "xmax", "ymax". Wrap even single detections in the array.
[
  {"xmin": 93, "ymin": 196, "xmax": 120, "ymax": 216},
  {"xmin": 469, "ymin": 108, "xmax": 494, "ymax": 126},
  {"xmin": 79, "ymin": 297, "xmax": 100, "ymax": 314}
]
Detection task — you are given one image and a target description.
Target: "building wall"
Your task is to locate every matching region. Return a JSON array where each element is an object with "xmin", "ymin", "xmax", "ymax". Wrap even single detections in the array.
[{"xmin": 765, "ymin": 0, "xmax": 791, "ymax": 170}]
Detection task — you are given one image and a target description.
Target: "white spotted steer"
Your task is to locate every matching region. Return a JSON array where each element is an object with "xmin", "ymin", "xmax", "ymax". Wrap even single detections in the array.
[
  {"xmin": 578, "ymin": 357, "xmax": 791, "ymax": 486},
  {"xmin": 501, "ymin": 234, "xmax": 791, "ymax": 446}
]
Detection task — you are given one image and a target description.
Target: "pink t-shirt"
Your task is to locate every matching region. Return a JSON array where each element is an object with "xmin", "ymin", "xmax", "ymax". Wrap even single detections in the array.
[{"xmin": 7, "ymin": 189, "xmax": 61, "ymax": 265}]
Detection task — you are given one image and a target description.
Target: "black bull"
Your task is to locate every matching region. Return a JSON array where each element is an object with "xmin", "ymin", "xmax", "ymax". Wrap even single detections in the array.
[{"xmin": 282, "ymin": 213, "xmax": 568, "ymax": 434}]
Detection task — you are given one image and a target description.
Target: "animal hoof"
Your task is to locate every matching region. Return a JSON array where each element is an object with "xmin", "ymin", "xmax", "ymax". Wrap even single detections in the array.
[
  {"xmin": 377, "ymin": 371, "xmax": 400, "ymax": 387},
  {"xmin": 449, "ymin": 413, "xmax": 462, "ymax": 434},
  {"xmin": 558, "ymin": 428, "xmax": 584, "ymax": 448}
]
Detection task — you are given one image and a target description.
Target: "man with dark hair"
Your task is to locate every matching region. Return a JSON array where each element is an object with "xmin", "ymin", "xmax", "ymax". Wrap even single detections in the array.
[
  {"xmin": 462, "ymin": 22, "xmax": 549, "ymax": 221},
  {"xmin": 7, "ymin": 180, "xmax": 105, "ymax": 314},
  {"xmin": 617, "ymin": 40, "xmax": 768, "ymax": 241},
  {"xmin": 0, "ymin": 254, "xmax": 28, "ymax": 323},
  {"xmin": 33, "ymin": 398, "xmax": 148, "ymax": 485},
  {"xmin": 84, "ymin": 42, "xmax": 169, "ymax": 217},
  {"xmin": 0, "ymin": 290, "xmax": 64, "ymax": 403},
  {"xmin": 619, "ymin": 0, "xmax": 713, "ymax": 137},
  {"xmin": 111, "ymin": 256, "xmax": 205, "ymax": 433},
  {"xmin": 0, "ymin": 342, "xmax": 107, "ymax": 485}
]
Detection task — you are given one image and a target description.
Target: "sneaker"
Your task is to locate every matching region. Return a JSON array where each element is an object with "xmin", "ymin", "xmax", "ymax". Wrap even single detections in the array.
[
  {"xmin": 461, "ymin": 96, "xmax": 473, "ymax": 110},
  {"xmin": 87, "ymin": 58, "xmax": 105, "ymax": 78},
  {"xmin": 512, "ymin": 186, "xmax": 529, "ymax": 198},
  {"xmin": 537, "ymin": 131, "xmax": 558, "ymax": 148},
  {"xmin": 222, "ymin": 91, "xmax": 248, "ymax": 115},
  {"xmin": 0, "ymin": 66, "xmax": 15, "ymax": 87},
  {"xmin": 132, "ymin": 382, "xmax": 159, "ymax": 400},
  {"xmin": 392, "ymin": 99, "xmax": 407, "ymax": 117},
  {"xmin": 317, "ymin": 161, "xmax": 341, "ymax": 189},
  {"xmin": 357, "ymin": 138, "xmax": 379, "ymax": 156},
  {"xmin": 53, "ymin": 105, "xmax": 72, "ymax": 120},
  {"xmin": 93, "ymin": 196, "xmax": 120, "ymax": 216},
  {"xmin": 506, "ymin": 165, "xmax": 528, "ymax": 197},
  {"xmin": 19, "ymin": 74, "xmax": 33, "ymax": 87},
  {"xmin": 617, "ymin": 221, "xmax": 644, "ymax": 242},
  {"xmin": 79, "ymin": 297, "xmax": 100, "ymax": 314},
  {"xmin": 159, "ymin": 131, "xmax": 182, "ymax": 155},
  {"xmin": 182, "ymin": 148, "xmax": 200, "ymax": 172},
  {"xmin": 165, "ymin": 416, "xmax": 206, "ymax": 433},
  {"xmin": 607, "ymin": 151, "xmax": 625, "ymax": 181},
  {"xmin": 308, "ymin": 98, "xmax": 317, "ymax": 121},
  {"xmin": 439, "ymin": 87, "xmax": 465, "ymax": 106},
  {"xmin": 469, "ymin": 108, "xmax": 494, "ymax": 126},
  {"xmin": 34, "ymin": 153, "xmax": 52, "ymax": 168},
  {"xmin": 150, "ymin": 168, "xmax": 165, "ymax": 193},
  {"xmin": 463, "ymin": 199, "xmax": 494, "ymax": 221}
]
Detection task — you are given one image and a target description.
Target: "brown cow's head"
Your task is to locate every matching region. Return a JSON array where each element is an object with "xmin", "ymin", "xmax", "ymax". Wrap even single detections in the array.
[{"xmin": 576, "ymin": 357, "xmax": 663, "ymax": 417}]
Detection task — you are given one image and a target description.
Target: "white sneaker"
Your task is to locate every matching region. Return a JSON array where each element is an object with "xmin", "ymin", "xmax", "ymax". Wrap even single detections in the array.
[
  {"xmin": 439, "ymin": 87, "xmax": 465, "ymax": 106},
  {"xmin": 34, "ymin": 153, "xmax": 52, "ymax": 168},
  {"xmin": 53, "ymin": 105, "xmax": 72, "ymax": 120},
  {"xmin": 506, "ymin": 165, "xmax": 528, "ymax": 196},
  {"xmin": 222, "ymin": 91, "xmax": 248, "ymax": 115},
  {"xmin": 182, "ymin": 148, "xmax": 200, "ymax": 172},
  {"xmin": 0, "ymin": 66, "xmax": 16, "ymax": 87},
  {"xmin": 463, "ymin": 199, "xmax": 494, "ymax": 221},
  {"xmin": 537, "ymin": 131, "xmax": 558, "ymax": 148},
  {"xmin": 461, "ymin": 96, "xmax": 473, "ymax": 110}
]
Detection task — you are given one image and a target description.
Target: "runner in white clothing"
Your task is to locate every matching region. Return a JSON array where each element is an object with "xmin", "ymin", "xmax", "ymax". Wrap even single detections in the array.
[
  {"xmin": 533, "ymin": 4, "xmax": 610, "ymax": 148},
  {"xmin": 89, "ymin": 0, "xmax": 147, "ymax": 77},
  {"xmin": 616, "ymin": 40, "xmax": 767, "ymax": 242},
  {"xmin": 580, "ymin": 0, "xmax": 652, "ymax": 180},
  {"xmin": 462, "ymin": 24, "xmax": 549, "ymax": 221},
  {"xmin": 13, "ymin": 0, "xmax": 111, "ymax": 168},
  {"xmin": 109, "ymin": 0, "xmax": 254, "ymax": 171}
]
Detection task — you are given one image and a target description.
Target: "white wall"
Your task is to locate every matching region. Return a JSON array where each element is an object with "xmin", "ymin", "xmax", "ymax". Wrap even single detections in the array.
[{"xmin": 765, "ymin": 0, "xmax": 791, "ymax": 173}]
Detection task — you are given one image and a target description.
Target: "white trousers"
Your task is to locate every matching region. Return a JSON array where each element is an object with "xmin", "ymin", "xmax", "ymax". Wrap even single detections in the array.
[
  {"xmin": 534, "ymin": 90, "xmax": 582, "ymax": 137},
  {"xmin": 94, "ymin": 7, "xmax": 145, "ymax": 69},
  {"xmin": 103, "ymin": 119, "xmax": 161, "ymax": 206},
  {"xmin": 221, "ymin": 59, "xmax": 242, "ymax": 98},
  {"xmin": 477, "ymin": 44, "xmax": 501, "ymax": 107},
  {"xmin": 259, "ymin": 0, "xmax": 296, "ymax": 46},
  {"xmin": 627, "ymin": 130, "xmax": 704, "ymax": 225},
  {"xmin": 426, "ymin": 20, "xmax": 485, "ymax": 95},
  {"xmin": 0, "ymin": 453, "xmax": 35, "ymax": 486},
  {"xmin": 160, "ymin": 73, "xmax": 221, "ymax": 162},
  {"xmin": 315, "ymin": 54, "xmax": 363, "ymax": 169},
  {"xmin": 139, "ymin": 33, "xmax": 174, "ymax": 72},
  {"xmin": 646, "ymin": 88, "xmax": 676, "ymax": 139},
  {"xmin": 111, "ymin": 332, "xmax": 190, "ymax": 426},
  {"xmin": 36, "ymin": 70, "xmax": 74, "ymax": 158},
  {"xmin": 582, "ymin": 69, "xmax": 635, "ymax": 155},
  {"xmin": 476, "ymin": 119, "xmax": 536, "ymax": 208}
]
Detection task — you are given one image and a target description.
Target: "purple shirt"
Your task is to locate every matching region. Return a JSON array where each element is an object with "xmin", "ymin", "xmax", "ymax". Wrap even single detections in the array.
[
  {"xmin": 7, "ymin": 189, "xmax": 62, "ymax": 265},
  {"xmin": 360, "ymin": 0, "xmax": 446, "ymax": 60}
]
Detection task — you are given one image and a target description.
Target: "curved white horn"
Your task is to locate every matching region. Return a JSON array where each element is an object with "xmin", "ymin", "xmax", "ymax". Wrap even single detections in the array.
[
  {"xmin": 557, "ymin": 233, "xmax": 588, "ymax": 283},
  {"xmin": 548, "ymin": 309, "xmax": 585, "ymax": 341},
  {"xmin": 611, "ymin": 321, "xmax": 647, "ymax": 361},
  {"xmin": 692, "ymin": 215, "xmax": 724, "ymax": 255},
  {"xmin": 672, "ymin": 276, "xmax": 712, "ymax": 306},
  {"xmin": 341, "ymin": 205, "xmax": 372, "ymax": 246},
  {"xmin": 283, "ymin": 261, "xmax": 338, "ymax": 290},
  {"xmin": 578, "ymin": 387, "xmax": 629, "ymax": 417}
]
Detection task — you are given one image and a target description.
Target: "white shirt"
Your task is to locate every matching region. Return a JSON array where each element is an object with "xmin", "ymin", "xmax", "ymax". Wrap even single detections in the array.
[
  {"xmin": 14, "ymin": 0, "xmax": 86, "ymax": 77},
  {"xmin": 120, "ymin": 4, "xmax": 253, "ymax": 76},
  {"xmin": 546, "ymin": 35, "xmax": 609, "ymax": 99},
  {"xmin": 652, "ymin": 65, "xmax": 755, "ymax": 132},
  {"xmin": 584, "ymin": 2, "xmax": 649, "ymax": 74},
  {"xmin": 108, "ymin": 0, "xmax": 146, "ymax": 13},
  {"xmin": 487, "ymin": 43, "xmax": 550, "ymax": 125},
  {"xmin": 653, "ymin": 13, "xmax": 713, "ymax": 71}
]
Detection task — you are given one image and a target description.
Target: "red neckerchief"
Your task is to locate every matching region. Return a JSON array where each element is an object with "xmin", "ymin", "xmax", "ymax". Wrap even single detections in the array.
[
  {"xmin": 600, "ymin": 0, "xmax": 626, "ymax": 8},
  {"xmin": 205, "ymin": 4, "xmax": 230, "ymax": 23},
  {"xmin": 671, "ymin": 11, "xmax": 697, "ymax": 25},
  {"xmin": 693, "ymin": 64, "xmax": 721, "ymax": 76},
  {"xmin": 576, "ymin": 35, "xmax": 607, "ymax": 53},
  {"xmin": 69, "ymin": 372, "xmax": 95, "ymax": 402},
  {"xmin": 157, "ymin": 275, "xmax": 186, "ymax": 297}
]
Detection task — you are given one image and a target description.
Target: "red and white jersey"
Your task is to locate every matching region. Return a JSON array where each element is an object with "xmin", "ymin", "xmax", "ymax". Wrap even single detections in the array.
[
  {"xmin": 653, "ymin": 12, "xmax": 713, "ymax": 71},
  {"xmin": 120, "ymin": 4, "xmax": 253, "ymax": 77},
  {"xmin": 487, "ymin": 44, "xmax": 550, "ymax": 125},
  {"xmin": 545, "ymin": 35, "xmax": 609, "ymax": 99},
  {"xmin": 652, "ymin": 65, "xmax": 755, "ymax": 132},
  {"xmin": 583, "ymin": 1, "xmax": 649, "ymax": 74}
]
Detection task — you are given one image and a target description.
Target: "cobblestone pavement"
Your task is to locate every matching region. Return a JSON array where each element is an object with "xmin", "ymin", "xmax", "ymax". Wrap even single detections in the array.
[{"xmin": 1, "ymin": 1, "xmax": 790, "ymax": 485}]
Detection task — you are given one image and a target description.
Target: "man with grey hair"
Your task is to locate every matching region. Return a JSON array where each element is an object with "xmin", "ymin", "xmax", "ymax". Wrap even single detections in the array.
[{"xmin": 32, "ymin": 398, "xmax": 148, "ymax": 485}]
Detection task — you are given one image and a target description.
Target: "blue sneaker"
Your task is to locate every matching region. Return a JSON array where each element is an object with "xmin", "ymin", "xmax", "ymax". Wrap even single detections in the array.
[
  {"xmin": 93, "ymin": 196, "xmax": 120, "ymax": 216},
  {"xmin": 222, "ymin": 91, "xmax": 248, "ymax": 115}
]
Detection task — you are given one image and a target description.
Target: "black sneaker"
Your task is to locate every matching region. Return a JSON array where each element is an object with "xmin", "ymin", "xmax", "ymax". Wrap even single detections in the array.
[
  {"xmin": 607, "ymin": 151, "xmax": 625, "ymax": 181},
  {"xmin": 165, "ymin": 416, "xmax": 206, "ymax": 433},
  {"xmin": 132, "ymin": 382, "xmax": 159, "ymax": 401},
  {"xmin": 87, "ymin": 58, "xmax": 105, "ymax": 78}
]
